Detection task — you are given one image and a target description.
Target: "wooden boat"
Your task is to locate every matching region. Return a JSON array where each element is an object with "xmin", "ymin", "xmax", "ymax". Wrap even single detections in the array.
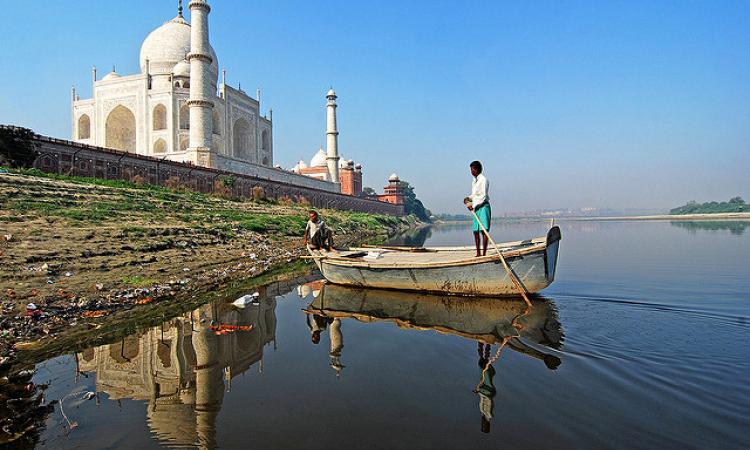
[
  {"xmin": 307, "ymin": 226, "xmax": 561, "ymax": 297},
  {"xmin": 304, "ymin": 283, "xmax": 563, "ymax": 367}
]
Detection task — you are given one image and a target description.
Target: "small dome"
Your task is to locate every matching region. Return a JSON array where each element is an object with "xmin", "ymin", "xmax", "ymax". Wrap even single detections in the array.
[
  {"xmin": 310, "ymin": 148, "xmax": 327, "ymax": 167},
  {"xmin": 355, "ymin": 163, "xmax": 362, "ymax": 170},
  {"xmin": 292, "ymin": 159, "xmax": 308, "ymax": 173},
  {"xmin": 338, "ymin": 158, "xmax": 348, "ymax": 169},
  {"xmin": 139, "ymin": 15, "xmax": 218, "ymax": 85},
  {"xmin": 388, "ymin": 173, "xmax": 400, "ymax": 182},
  {"xmin": 172, "ymin": 59, "xmax": 190, "ymax": 77},
  {"xmin": 326, "ymin": 88, "xmax": 337, "ymax": 98},
  {"xmin": 347, "ymin": 159, "xmax": 354, "ymax": 166},
  {"xmin": 101, "ymin": 71, "xmax": 121, "ymax": 81}
]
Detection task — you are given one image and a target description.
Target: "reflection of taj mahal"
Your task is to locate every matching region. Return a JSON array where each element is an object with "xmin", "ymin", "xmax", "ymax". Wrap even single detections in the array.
[
  {"xmin": 71, "ymin": 1, "xmax": 273, "ymax": 173},
  {"xmin": 78, "ymin": 290, "xmax": 277, "ymax": 448}
]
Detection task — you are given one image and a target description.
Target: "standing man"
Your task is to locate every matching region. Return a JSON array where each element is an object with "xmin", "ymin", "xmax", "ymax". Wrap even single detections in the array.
[{"xmin": 466, "ymin": 160, "xmax": 491, "ymax": 257}]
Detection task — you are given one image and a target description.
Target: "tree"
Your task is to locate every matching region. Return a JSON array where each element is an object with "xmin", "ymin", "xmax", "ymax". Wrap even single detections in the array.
[
  {"xmin": 0, "ymin": 126, "xmax": 37, "ymax": 168},
  {"xmin": 362, "ymin": 186, "xmax": 377, "ymax": 196},
  {"xmin": 398, "ymin": 180, "xmax": 432, "ymax": 222}
]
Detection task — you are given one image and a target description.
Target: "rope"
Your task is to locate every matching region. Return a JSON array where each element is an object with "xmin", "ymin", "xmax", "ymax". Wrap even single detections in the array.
[{"xmin": 474, "ymin": 304, "xmax": 532, "ymax": 391}]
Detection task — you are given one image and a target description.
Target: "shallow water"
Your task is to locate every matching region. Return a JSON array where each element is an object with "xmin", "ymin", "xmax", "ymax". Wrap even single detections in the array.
[{"xmin": 28, "ymin": 221, "xmax": 750, "ymax": 449}]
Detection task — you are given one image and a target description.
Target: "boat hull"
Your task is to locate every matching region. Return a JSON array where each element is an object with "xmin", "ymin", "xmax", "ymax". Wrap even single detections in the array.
[{"xmin": 317, "ymin": 229, "xmax": 561, "ymax": 297}]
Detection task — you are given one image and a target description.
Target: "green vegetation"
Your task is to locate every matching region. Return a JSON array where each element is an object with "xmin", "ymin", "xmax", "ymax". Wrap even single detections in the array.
[
  {"xmin": 121, "ymin": 275, "xmax": 159, "ymax": 287},
  {"xmin": 2, "ymin": 167, "xmax": 410, "ymax": 235},
  {"xmin": 670, "ymin": 197, "xmax": 750, "ymax": 215},
  {"xmin": 0, "ymin": 126, "xmax": 37, "ymax": 168},
  {"xmin": 397, "ymin": 180, "xmax": 432, "ymax": 222}
]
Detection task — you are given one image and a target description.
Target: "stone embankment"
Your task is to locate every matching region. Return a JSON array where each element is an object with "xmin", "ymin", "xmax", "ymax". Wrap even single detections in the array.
[{"xmin": 0, "ymin": 170, "xmax": 417, "ymax": 365}]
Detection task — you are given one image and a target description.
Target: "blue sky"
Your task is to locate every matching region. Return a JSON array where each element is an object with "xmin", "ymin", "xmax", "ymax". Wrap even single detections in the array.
[{"xmin": 1, "ymin": 0, "xmax": 748, "ymax": 213}]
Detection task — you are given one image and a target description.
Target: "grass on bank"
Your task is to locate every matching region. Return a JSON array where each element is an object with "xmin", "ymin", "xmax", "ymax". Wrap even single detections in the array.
[{"xmin": 0, "ymin": 166, "xmax": 414, "ymax": 234}]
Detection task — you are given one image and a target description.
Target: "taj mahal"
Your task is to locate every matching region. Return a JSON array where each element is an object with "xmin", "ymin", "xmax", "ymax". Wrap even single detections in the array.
[
  {"xmin": 68, "ymin": 0, "xmax": 402, "ymax": 203},
  {"xmin": 71, "ymin": 0, "xmax": 274, "ymax": 174}
]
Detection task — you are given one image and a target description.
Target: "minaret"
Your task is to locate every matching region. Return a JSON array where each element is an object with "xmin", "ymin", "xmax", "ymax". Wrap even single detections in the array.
[
  {"xmin": 187, "ymin": 0, "xmax": 214, "ymax": 162},
  {"xmin": 325, "ymin": 88, "xmax": 340, "ymax": 184}
]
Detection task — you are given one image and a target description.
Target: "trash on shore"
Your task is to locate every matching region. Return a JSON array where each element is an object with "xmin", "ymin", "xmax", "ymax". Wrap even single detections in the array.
[
  {"xmin": 135, "ymin": 297, "xmax": 153, "ymax": 305},
  {"xmin": 81, "ymin": 310, "xmax": 107, "ymax": 319}
]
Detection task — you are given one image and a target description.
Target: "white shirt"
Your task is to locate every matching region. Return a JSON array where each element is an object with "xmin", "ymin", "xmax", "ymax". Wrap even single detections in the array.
[
  {"xmin": 470, "ymin": 173, "xmax": 490, "ymax": 208},
  {"xmin": 305, "ymin": 219, "xmax": 326, "ymax": 238}
]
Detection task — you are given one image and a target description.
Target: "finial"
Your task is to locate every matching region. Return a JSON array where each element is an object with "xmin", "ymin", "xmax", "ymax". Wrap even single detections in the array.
[
  {"xmin": 178, "ymin": 0, "xmax": 183, "ymax": 17},
  {"xmin": 112, "ymin": 64, "xmax": 116, "ymax": 73}
]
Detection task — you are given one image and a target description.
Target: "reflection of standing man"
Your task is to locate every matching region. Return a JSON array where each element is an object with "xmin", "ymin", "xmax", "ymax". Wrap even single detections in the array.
[
  {"xmin": 306, "ymin": 314, "xmax": 345, "ymax": 376},
  {"xmin": 474, "ymin": 343, "xmax": 496, "ymax": 434},
  {"xmin": 329, "ymin": 318, "xmax": 344, "ymax": 377}
]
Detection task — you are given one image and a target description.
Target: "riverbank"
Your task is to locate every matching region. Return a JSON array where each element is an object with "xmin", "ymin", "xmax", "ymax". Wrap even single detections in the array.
[{"xmin": 0, "ymin": 170, "xmax": 418, "ymax": 364}]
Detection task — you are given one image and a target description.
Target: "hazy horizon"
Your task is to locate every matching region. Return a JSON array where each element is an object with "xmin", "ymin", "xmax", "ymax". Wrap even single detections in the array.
[{"xmin": 1, "ymin": 0, "xmax": 747, "ymax": 214}]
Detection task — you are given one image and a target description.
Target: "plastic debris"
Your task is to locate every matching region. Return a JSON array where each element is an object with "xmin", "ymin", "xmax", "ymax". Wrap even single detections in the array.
[
  {"xmin": 3, "ymin": 234, "xmax": 12, "ymax": 242},
  {"xmin": 26, "ymin": 303, "xmax": 43, "ymax": 319},
  {"xmin": 135, "ymin": 297, "xmax": 153, "ymax": 305},
  {"xmin": 232, "ymin": 292, "xmax": 260, "ymax": 308}
]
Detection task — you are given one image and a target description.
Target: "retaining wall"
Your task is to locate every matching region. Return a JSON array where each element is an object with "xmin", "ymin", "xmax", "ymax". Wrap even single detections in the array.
[{"xmin": 18, "ymin": 130, "xmax": 403, "ymax": 215}]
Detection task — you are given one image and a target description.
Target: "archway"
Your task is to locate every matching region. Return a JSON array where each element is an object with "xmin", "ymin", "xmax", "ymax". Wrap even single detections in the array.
[
  {"xmin": 78, "ymin": 114, "xmax": 90, "ymax": 139},
  {"xmin": 212, "ymin": 109, "xmax": 221, "ymax": 135},
  {"xmin": 233, "ymin": 118, "xmax": 253, "ymax": 160},
  {"xmin": 153, "ymin": 138, "xmax": 167, "ymax": 154},
  {"xmin": 105, "ymin": 105, "xmax": 136, "ymax": 152},
  {"xmin": 179, "ymin": 104, "xmax": 190, "ymax": 130},
  {"xmin": 153, "ymin": 104, "xmax": 167, "ymax": 130},
  {"xmin": 261, "ymin": 129, "xmax": 269, "ymax": 165}
]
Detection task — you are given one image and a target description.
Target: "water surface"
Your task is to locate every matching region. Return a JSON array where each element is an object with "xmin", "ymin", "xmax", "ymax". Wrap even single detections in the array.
[{"xmin": 28, "ymin": 221, "xmax": 750, "ymax": 449}]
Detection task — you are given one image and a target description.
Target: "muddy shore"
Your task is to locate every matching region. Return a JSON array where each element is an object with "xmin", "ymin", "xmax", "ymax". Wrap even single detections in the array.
[{"xmin": 0, "ymin": 172, "xmax": 417, "ymax": 367}]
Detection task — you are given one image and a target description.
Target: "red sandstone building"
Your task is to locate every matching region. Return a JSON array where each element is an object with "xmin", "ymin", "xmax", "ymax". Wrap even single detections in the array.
[{"xmin": 291, "ymin": 149, "xmax": 402, "ymax": 205}]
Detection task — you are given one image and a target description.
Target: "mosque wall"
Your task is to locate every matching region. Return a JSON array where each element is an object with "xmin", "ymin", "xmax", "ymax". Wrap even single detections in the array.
[{"xmin": 24, "ymin": 130, "xmax": 405, "ymax": 215}]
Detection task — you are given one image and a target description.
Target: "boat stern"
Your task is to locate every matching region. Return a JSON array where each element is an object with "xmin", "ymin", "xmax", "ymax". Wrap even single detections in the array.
[{"xmin": 544, "ymin": 226, "xmax": 562, "ymax": 282}]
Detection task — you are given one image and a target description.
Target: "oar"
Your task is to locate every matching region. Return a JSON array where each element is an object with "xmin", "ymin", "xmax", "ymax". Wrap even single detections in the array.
[{"xmin": 469, "ymin": 207, "xmax": 532, "ymax": 307}]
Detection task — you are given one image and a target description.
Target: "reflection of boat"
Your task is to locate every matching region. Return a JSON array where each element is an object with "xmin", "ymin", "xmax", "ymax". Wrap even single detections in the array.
[
  {"xmin": 305, "ymin": 283, "xmax": 563, "ymax": 365},
  {"xmin": 308, "ymin": 227, "xmax": 561, "ymax": 296}
]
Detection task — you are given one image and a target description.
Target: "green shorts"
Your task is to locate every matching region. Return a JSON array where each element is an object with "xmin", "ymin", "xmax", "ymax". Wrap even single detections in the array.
[{"xmin": 473, "ymin": 203, "xmax": 491, "ymax": 232}]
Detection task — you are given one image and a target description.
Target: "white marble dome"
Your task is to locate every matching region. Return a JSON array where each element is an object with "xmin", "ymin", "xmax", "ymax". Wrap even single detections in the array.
[
  {"xmin": 310, "ymin": 148, "xmax": 327, "ymax": 167},
  {"xmin": 139, "ymin": 15, "xmax": 218, "ymax": 84},
  {"xmin": 389, "ymin": 173, "xmax": 400, "ymax": 182},
  {"xmin": 172, "ymin": 59, "xmax": 190, "ymax": 77}
]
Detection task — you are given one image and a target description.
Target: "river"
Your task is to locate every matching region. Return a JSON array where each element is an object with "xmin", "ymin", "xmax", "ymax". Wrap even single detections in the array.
[{"xmin": 23, "ymin": 220, "xmax": 750, "ymax": 449}]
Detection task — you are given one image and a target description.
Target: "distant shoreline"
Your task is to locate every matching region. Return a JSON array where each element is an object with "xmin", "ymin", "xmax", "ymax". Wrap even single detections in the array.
[
  {"xmin": 557, "ymin": 212, "xmax": 750, "ymax": 221},
  {"xmin": 437, "ymin": 212, "xmax": 750, "ymax": 223}
]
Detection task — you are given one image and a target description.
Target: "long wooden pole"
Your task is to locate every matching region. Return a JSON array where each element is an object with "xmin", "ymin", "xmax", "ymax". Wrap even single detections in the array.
[{"xmin": 470, "ymin": 208, "xmax": 532, "ymax": 307}]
